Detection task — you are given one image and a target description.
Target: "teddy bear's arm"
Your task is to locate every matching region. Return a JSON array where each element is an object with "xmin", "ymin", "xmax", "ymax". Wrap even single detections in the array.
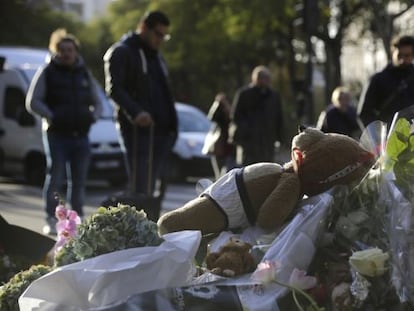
[
  {"xmin": 243, "ymin": 253, "xmax": 257, "ymax": 273},
  {"xmin": 256, "ymin": 172, "xmax": 301, "ymax": 231},
  {"xmin": 205, "ymin": 252, "xmax": 220, "ymax": 269},
  {"xmin": 158, "ymin": 196, "xmax": 227, "ymax": 235}
]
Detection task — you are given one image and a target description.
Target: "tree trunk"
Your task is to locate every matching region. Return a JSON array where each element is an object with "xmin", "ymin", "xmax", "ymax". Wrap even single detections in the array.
[{"xmin": 323, "ymin": 37, "xmax": 342, "ymax": 105}]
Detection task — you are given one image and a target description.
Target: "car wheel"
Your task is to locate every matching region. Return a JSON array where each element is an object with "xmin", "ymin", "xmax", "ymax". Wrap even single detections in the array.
[{"xmin": 25, "ymin": 153, "xmax": 46, "ymax": 187}]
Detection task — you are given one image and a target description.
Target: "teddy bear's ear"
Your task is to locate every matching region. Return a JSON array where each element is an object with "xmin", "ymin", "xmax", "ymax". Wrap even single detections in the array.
[{"xmin": 292, "ymin": 147, "xmax": 303, "ymax": 172}]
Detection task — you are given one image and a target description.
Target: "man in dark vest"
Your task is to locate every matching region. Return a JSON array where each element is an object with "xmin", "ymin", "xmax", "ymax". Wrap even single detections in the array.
[{"xmin": 26, "ymin": 29, "xmax": 103, "ymax": 234}]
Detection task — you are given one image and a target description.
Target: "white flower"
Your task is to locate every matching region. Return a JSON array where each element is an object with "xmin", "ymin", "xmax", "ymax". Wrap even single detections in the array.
[
  {"xmin": 335, "ymin": 210, "xmax": 369, "ymax": 240},
  {"xmin": 289, "ymin": 268, "xmax": 317, "ymax": 290},
  {"xmin": 251, "ymin": 260, "xmax": 279, "ymax": 284},
  {"xmin": 349, "ymin": 248, "xmax": 389, "ymax": 277}
]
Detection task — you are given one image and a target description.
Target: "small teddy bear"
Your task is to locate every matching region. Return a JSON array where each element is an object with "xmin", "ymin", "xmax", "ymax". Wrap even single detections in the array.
[
  {"xmin": 158, "ymin": 127, "xmax": 375, "ymax": 235},
  {"xmin": 205, "ymin": 237, "xmax": 256, "ymax": 277}
]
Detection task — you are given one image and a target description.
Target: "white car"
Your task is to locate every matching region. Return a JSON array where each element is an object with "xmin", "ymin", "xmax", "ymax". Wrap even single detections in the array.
[
  {"xmin": 0, "ymin": 46, "xmax": 126, "ymax": 186},
  {"xmin": 169, "ymin": 103, "xmax": 214, "ymax": 181}
]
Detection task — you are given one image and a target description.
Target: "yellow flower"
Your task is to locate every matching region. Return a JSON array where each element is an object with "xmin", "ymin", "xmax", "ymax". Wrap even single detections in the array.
[{"xmin": 349, "ymin": 248, "xmax": 389, "ymax": 277}]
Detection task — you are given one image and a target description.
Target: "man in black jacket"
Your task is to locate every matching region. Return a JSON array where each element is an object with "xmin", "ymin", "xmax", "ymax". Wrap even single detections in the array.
[
  {"xmin": 358, "ymin": 35, "xmax": 414, "ymax": 128},
  {"xmin": 229, "ymin": 65, "xmax": 284, "ymax": 167},
  {"xmin": 104, "ymin": 11, "xmax": 178, "ymax": 201}
]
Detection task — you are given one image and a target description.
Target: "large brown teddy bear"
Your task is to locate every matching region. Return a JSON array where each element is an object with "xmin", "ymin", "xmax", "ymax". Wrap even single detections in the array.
[{"xmin": 158, "ymin": 127, "xmax": 375, "ymax": 235}]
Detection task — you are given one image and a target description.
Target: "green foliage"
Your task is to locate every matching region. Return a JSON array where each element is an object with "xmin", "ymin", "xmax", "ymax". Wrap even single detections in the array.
[
  {"xmin": 145, "ymin": 0, "xmax": 297, "ymax": 109},
  {"xmin": 0, "ymin": 265, "xmax": 52, "ymax": 311},
  {"xmin": 0, "ymin": 1, "xmax": 81, "ymax": 48},
  {"xmin": 2, "ymin": 0, "xmax": 413, "ymax": 126},
  {"xmin": 77, "ymin": 19, "xmax": 114, "ymax": 83},
  {"xmin": 385, "ymin": 118, "xmax": 414, "ymax": 197},
  {"xmin": 54, "ymin": 205, "xmax": 163, "ymax": 267}
]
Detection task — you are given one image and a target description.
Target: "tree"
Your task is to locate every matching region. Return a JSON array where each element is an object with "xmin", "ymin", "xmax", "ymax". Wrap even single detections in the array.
[
  {"xmin": 367, "ymin": 0, "xmax": 414, "ymax": 61},
  {"xmin": 303, "ymin": 0, "xmax": 365, "ymax": 109},
  {"xmin": 103, "ymin": 0, "xmax": 297, "ymax": 110},
  {"xmin": 0, "ymin": 0, "xmax": 81, "ymax": 48},
  {"xmin": 303, "ymin": 0, "xmax": 413, "ymax": 111}
]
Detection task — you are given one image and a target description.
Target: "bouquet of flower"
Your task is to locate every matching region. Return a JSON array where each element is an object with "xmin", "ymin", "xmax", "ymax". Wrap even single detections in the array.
[
  {"xmin": 301, "ymin": 116, "xmax": 414, "ymax": 309},
  {"xmin": 54, "ymin": 204, "xmax": 164, "ymax": 266},
  {"xmin": 384, "ymin": 117, "xmax": 414, "ymax": 304},
  {"xmin": 0, "ymin": 264, "xmax": 52, "ymax": 311},
  {"xmin": 302, "ymin": 120, "xmax": 410, "ymax": 310},
  {"xmin": 0, "ymin": 247, "xmax": 36, "ymax": 285},
  {"xmin": 0, "ymin": 203, "xmax": 168, "ymax": 311}
]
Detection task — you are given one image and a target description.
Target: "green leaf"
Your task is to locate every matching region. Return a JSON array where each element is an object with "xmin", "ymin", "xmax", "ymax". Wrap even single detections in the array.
[{"xmin": 385, "ymin": 118, "xmax": 411, "ymax": 170}]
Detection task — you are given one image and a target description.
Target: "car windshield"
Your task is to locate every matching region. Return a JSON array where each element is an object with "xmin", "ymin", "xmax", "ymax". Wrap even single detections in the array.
[{"xmin": 177, "ymin": 107, "xmax": 211, "ymax": 133}]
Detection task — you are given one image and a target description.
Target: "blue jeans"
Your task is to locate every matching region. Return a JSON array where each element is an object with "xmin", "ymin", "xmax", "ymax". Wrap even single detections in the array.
[{"xmin": 43, "ymin": 131, "xmax": 91, "ymax": 218}]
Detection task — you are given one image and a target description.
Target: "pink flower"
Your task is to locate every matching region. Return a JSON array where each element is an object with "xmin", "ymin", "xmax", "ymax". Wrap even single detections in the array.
[
  {"xmin": 67, "ymin": 210, "xmax": 81, "ymax": 224},
  {"xmin": 55, "ymin": 237, "xmax": 67, "ymax": 252},
  {"xmin": 289, "ymin": 268, "xmax": 317, "ymax": 290},
  {"xmin": 56, "ymin": 219, "xmax": 67, "ymax": 233},
  {"xmin": 66, "ymin": 220, "xmax": 78, "ymax": 233},
  {"xmin": 55, "ymin": 204, "xmax": 68, "ymax": 220},
  {"xmin": 56, "ymin": 219, "xmax": 77, "ymax": 234},
  {"xmin": 251, "ymin": 260, "xmax": 280, "ymax": 284},
  {"xmin": 54, "ymin": 204, "xmax": 81, "ymax": 254},
  {"xmin": 252, "ymin": 262, "xmax": 322, "ymax": 310}
]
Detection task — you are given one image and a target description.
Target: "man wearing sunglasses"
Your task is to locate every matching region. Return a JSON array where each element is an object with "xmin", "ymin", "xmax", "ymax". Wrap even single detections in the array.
[
  {"xmin": 358, "ymin": 35, "xmax": 414, "ymax": 128},
  {"xmin": 104, "ymin": 11, "xmax": 177, "ymax": 218}
]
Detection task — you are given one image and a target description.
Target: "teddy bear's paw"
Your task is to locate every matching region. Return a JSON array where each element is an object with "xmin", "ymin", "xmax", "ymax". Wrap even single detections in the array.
[
  {"xmin": 222, "ymin": 269, "xmax": 236, "ymax": 277},
  {"xmin": 211, "ymin": 267, "xmax": 222, "ymax": 275}
]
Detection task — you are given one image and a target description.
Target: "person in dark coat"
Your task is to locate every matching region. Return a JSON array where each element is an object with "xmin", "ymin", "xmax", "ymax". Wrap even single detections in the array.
[
  {"xmin": 103, "ymin": 11, "xmax": 178, "ymax": 207},
  {"xmin": 317, "ymin": 86, "xmax": 361, "ymax": 138},
  {"xmin": 358, "ymin": 35, "xmax": 414, "ymax": 128},
  {"xmin": 229, "ymin": 65, "xmax": 284, "ymax": 166},
  {"xmin": 206, "ymin": 92, "xmax": 236, "ymax": 180}
]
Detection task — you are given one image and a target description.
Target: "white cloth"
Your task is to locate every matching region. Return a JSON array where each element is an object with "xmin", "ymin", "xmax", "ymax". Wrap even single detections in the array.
[
  {"xmin": 19, "ymin": 231, "xmax": 201, "ymax": 310},
  {"xmin": 202, "ymin": 168, "xmax": 250, "ymax": 229}
]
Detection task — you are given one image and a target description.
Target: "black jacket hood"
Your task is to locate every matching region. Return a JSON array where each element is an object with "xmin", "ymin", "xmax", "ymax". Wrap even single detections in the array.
[{"xmin": 121, "ymin": 31, "xmax": 158, "ymax": 58}]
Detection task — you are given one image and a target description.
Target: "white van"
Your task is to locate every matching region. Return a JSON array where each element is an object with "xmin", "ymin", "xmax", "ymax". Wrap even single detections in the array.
[{"xmin": 0, "ymin": 46, "xmax": 127, "ymax": 186}]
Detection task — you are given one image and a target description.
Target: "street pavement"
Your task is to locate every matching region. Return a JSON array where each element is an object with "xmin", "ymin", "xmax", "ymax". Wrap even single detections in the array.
[
  {"xmin": 0, "ymin": 147, "xmax": 291, "ymax": 237},
  {"xmin": 0, "ymin": 176, "xmax": 199, "ymax": 236}
]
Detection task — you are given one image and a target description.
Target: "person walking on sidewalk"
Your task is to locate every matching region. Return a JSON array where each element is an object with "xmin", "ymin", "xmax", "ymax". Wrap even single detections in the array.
[
  {"xmin": 103, "ymin": 11, "xmax": 178, "ymax": 205},
  {"xmin": 205, "ymin": 92, "xmax": 236, "ymax": 180},
  {"xmin": 358, "ymin": 35, "xmax": 414, "ymax": 128},
  {"xmin": 317, "ymin": 86, "xmax": 361, "ymax": 138},
  {"xmin": 26, "ymin": 28, "xmax": 103, "ymax": 234},
  {"xmin": 229, "ymin": 65, "xmax": 284, "ymax": 167}
]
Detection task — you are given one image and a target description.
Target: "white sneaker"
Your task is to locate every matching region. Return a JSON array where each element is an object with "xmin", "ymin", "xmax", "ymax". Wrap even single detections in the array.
[{"xmin": 43, "ymin": 217, "xmax": 57, "ymax": 235}]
